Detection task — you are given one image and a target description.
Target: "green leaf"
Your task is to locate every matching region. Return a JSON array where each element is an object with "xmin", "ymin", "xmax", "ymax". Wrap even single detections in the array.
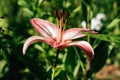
[
  {"xmin": 86, "ymin": 42, "xmax": 113, "ymax": 79},
  {"xmin": 64, "ymin": 47, "xmax": 79, "ymax": 80},
  {"xmin": 51, "ymin": 66, "xmax": 63, "ymax": 80},
  {"xmin": 73, "ymin": 62, "xmax": 81, "ymax": 77},
  {"xmin": 64, "ymin": 47, "xmax": 77, "ymax": 73},
  {"xmin": 86, "ymin": 33, "xmax": 120, "ymax": 44},
  {"xmin": 53, "ymin": 67, "xmax": 63, "ymax": 78},
  {"xmin": 107, "ymin": 18, "xmax": 120, "ymax": 30}
]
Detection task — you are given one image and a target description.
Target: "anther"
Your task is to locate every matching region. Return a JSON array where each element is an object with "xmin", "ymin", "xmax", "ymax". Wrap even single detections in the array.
[
  {"xmin": 60, "ymin": 10, "xmax": 64, "ymax": 18},
  {"xmin": 54, "ymin": 10, "xmax": 58, "ymax": 17},
  {"xmin": 66, "ymin": 11, "xmax": 69, "ymax": 19}
]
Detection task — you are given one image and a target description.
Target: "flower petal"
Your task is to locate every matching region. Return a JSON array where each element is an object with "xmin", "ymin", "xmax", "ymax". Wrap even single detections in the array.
[
  {"xmin": 63, "ymin": 28, "xmax": 97, "ymax": 41},
  {"xmin": 30, "ymin": 18, "xmax": 59, "ymax": 39},
  {"xmin": 23, "ymin": 36, "xmax": 52, "ymax": 55},
  {"xmin": 66, "ymin": 41, "xmax": 94, "ymax": 60}
]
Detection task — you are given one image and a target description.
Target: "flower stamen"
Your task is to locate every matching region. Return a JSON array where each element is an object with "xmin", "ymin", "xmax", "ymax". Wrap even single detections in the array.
[
  {"xmin": 54, "ymin": 10, "xmax": 70, "ymax": 42},
  {"xmin": 54, "ymin": 10, "xmax": 59, "ymax": 26},
  {"xmin": 63, "ymin": 11, "xmax": 69, "ymax": 30},
  {"xmin": 59, "ymin": 10, "xmax": 64, "ymax": 42}
]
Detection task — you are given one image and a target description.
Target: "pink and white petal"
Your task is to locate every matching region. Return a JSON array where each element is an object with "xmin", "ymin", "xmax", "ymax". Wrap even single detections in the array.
[
  {"xmin": 63, "ymin": 28, "xmax": 97, "ymax": 41},
  {"xmin": 30, "ymin": 18, "xmax": 59, "ymax": 39},
  {"xmin": 52, "ymin": 40, "xmax": 71, "ymax": 49},
  {"xmin": 23, "ymin": 36, "xmax": 52, "ymax": 55},
  {"xmin": 66, "ymin": 41, "xmax": 94, "ymax": 60},
  {"xmin": 63, "ymin": 28, "xmax": 85, "ymax": 41}
]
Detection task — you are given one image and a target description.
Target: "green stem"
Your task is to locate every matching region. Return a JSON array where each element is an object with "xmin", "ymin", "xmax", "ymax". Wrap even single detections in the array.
[
  {"xmin": 113, "ymin": 0, "xmax": 117, "ymax": 17},
  {"xmin": 87, "ymin": 5, "xmax": 91, "ymax": 29},
  {"xmin": 87, "ymin": 4, "xmax": 91, "ymax": 43},
  {"xmin": 51, "ymin": 68, "xmax": 55, "ymax": 80},
  {"xmin": 51, "ymin": 49, "xmax": 60, "ymax": 80},
  {"xmin": 54, "ymin": 49, "xmax": 60, "ymax": 68}
]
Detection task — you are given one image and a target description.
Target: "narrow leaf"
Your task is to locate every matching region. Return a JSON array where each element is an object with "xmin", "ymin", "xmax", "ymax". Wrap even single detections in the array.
[
  {"xmin": 107, "ymin": 18, "xmax": 120, "ymax": 29},
  {"xmin": 86, "ymin": 33, "xmax": 120, "ymax": 44},
  {"xmin": 52, "ymin": 67, "xmax": 63, "ymax": 78}
]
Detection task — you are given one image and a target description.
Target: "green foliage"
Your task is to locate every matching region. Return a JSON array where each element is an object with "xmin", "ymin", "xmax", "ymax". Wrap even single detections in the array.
[
  {"xmin": 86, "ymin": 42, "xmax": 113, "ymax": 79},
  {"xmin": 0, "ymin": 0, "xmax": 120, "ymax": 80},
  {"xmin": 86, "ymin": 33, "xmax": 120, "ymax": 44}
]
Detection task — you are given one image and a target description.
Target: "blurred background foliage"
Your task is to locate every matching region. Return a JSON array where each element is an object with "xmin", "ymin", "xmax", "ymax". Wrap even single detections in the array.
[{"xmin": 0, "ymin": 0, "xmax": 120, "ymax": 80}]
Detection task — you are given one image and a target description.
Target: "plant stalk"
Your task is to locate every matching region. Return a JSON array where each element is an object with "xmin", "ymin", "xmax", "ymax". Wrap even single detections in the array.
[
  {"xmin": 54, "ymin": 49, "xmax": 60, "ymax": 68},
  {"xmin": 87, "ymin": 4, "xmax": 91, "ymax": 43},
  {"xmin": 51, "ymin": 49, "xmax": 60, "ymax": 80}
]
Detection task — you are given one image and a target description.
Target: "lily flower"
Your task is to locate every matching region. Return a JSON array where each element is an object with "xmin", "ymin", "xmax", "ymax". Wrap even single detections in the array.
[{"xmin": 23, "ymin": 11, "xmax": 97, "ymax": 60}]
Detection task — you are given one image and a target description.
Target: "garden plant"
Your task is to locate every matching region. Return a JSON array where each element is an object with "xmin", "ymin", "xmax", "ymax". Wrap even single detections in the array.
[{"xmin": 0, "ymin": 0, "xmax": 120, "ymax": 80}]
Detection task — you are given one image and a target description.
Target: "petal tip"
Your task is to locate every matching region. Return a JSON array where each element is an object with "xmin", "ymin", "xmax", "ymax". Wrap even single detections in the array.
[
  {"xmin": 23, "ymin": 50, "xmax": 26, "ymax": 55},
  {"xmin": 23, "ymin": 45, "xmax": 26, "ymax": 55},
  {"xmin": 89, "ymin": 53, "xmax": 94, "ymax": 60}
]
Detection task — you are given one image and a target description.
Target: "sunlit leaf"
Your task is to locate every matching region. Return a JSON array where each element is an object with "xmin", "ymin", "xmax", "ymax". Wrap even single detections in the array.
[
  {"xmin": 86, "ymin": 33, "xmax": 120, "ymax": 44},
  {"xmin": 52, "ymin": 66, "xmax": 63, "ymax": 78},
  {"xmin": 107, "ymin": 18, "xmax": 120, "ymax": 30},
  {"xmin": 73, "ymin": 62, "xmax": 80, "ymax": 77}
]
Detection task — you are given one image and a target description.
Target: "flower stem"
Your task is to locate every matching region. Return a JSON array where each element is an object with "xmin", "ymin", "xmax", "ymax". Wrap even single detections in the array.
[
  {"xmin": 87, "ymin": 4, "xmax": 91, "ymax": 43},
  {"xmin": 51, "ymin": 68, "xmax": 55, "ymax": 80},
  {"xmin": 54, "ymin": 49, "xmax": 60, "ymax": 68},
  {"xmin": 51, "ymin": 49, "xmax": 60, "ymax": 80},
  {"xmin": 113, "ymin": 0, "xmax": 117, "ymax": 17},
  {"xmin": 87, "ymin": 5, "xmax": 91, "ymax": 29}
]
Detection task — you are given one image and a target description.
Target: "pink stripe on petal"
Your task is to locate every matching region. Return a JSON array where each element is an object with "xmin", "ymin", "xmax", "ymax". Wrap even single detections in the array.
[
  {"xmin": 30, "ymin": 18, "xmax": 59, "ymax": 39},
  {"xmin": 63, "ymin": 28, "xmax": 97, "ymax": 41},
  {"xmin": 63, "ymin": 28, "xmax": 86, "ymax": 41},
  {"xmin": 66, "ymin": 41, "xmax": 94, "ymax": 60},
  {"xmin": 23, "ymin": 36, "xmax": 52, "ymax": 55},
  {"xmin": 31, "ymin": 21, "xmax": 51, "ymax": 38}
]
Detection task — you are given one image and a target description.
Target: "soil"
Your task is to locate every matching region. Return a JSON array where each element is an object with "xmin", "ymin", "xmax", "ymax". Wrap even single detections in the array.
[{"xmin": 95, "ymin": 64, "xmax": 120, "ymax": 80}]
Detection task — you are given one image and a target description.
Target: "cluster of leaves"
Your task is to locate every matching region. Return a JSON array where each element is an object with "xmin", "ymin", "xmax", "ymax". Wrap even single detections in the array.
[{"xmin": 0, "ymin": 0, "xmax": 120, "ymax": 80}]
